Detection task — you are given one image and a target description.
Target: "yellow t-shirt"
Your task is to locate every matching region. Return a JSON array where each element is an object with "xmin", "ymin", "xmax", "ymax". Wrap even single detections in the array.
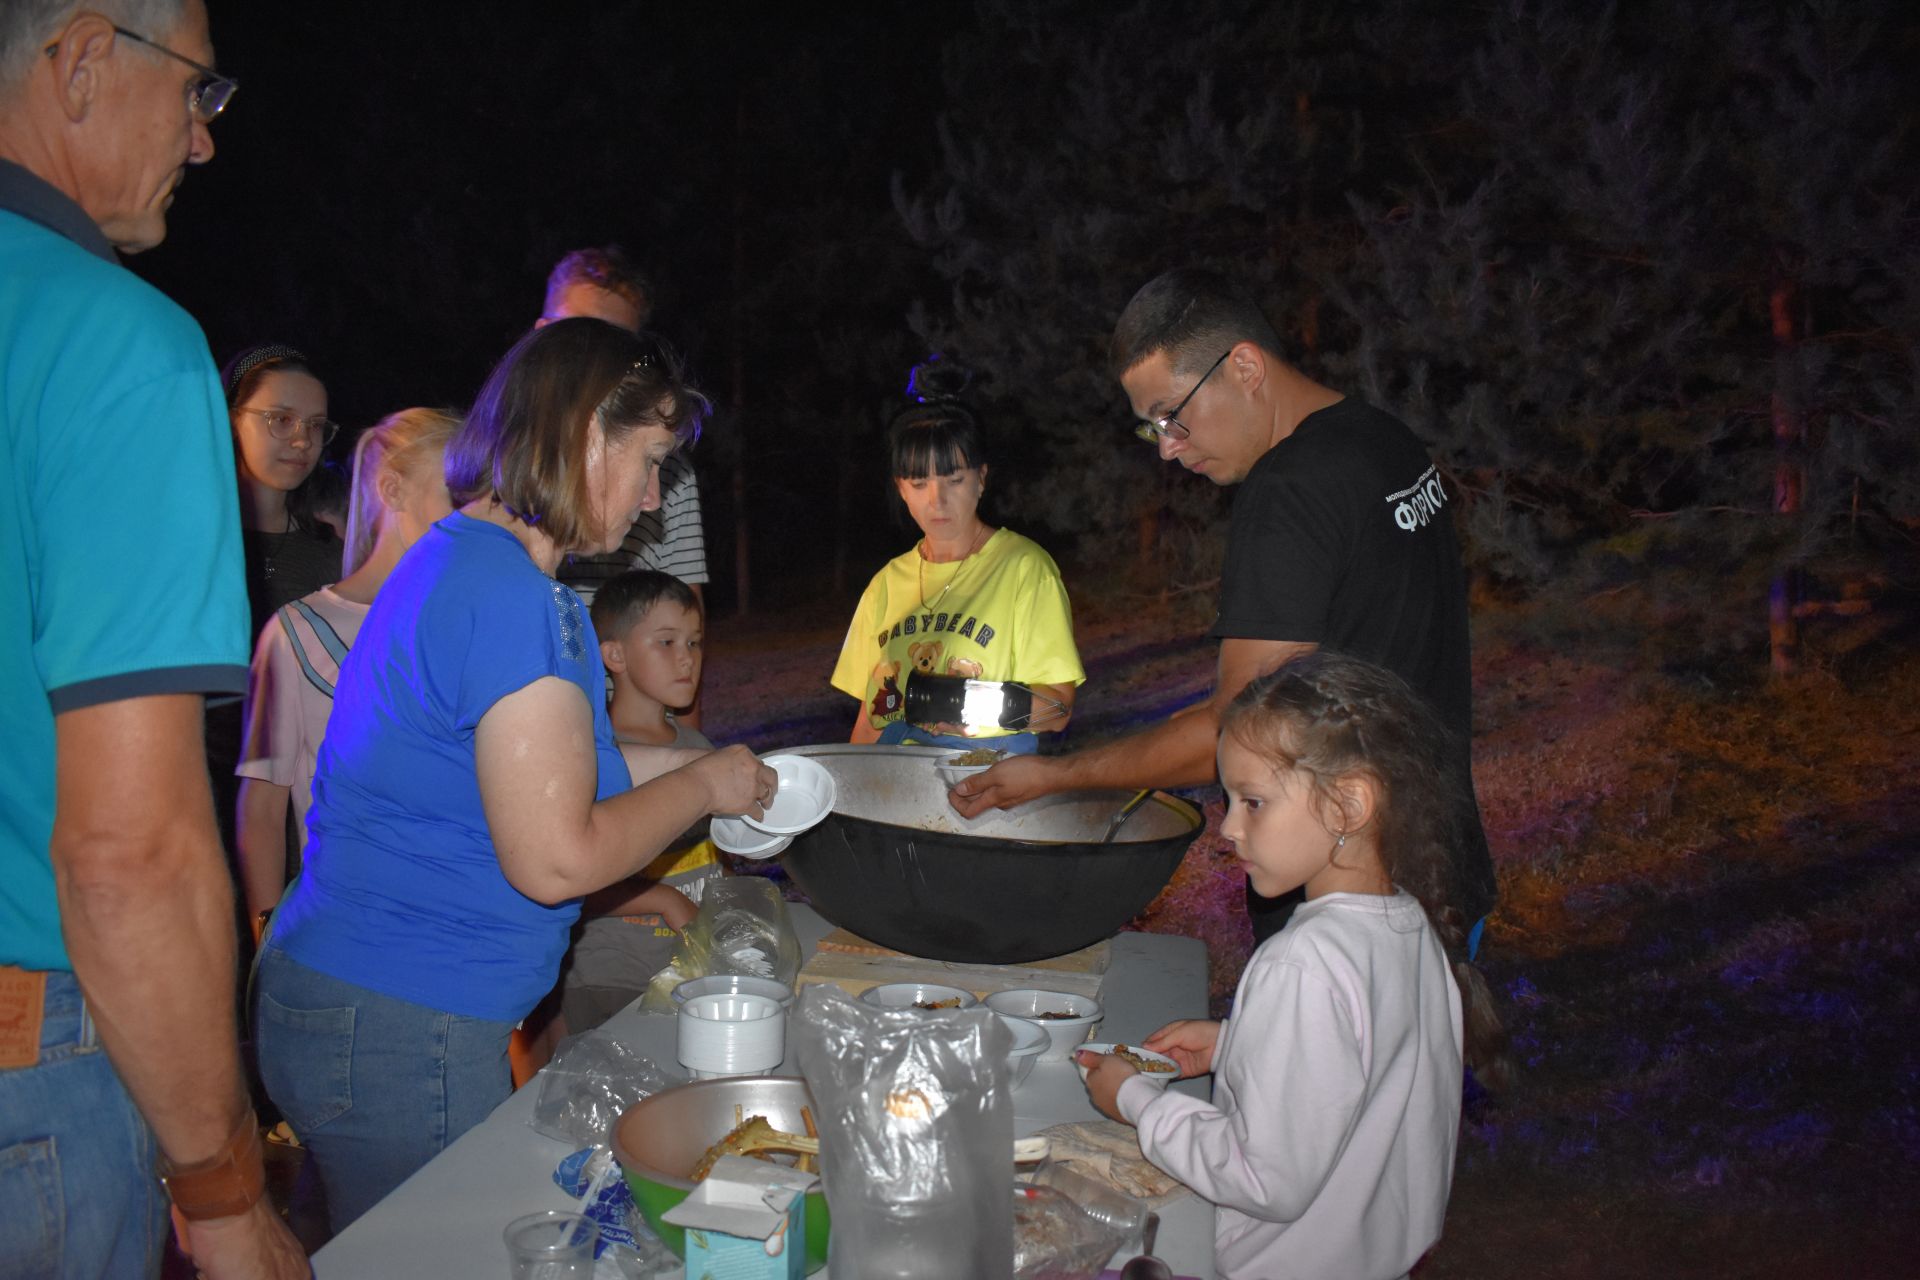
[{"xmin": 830, "ymin": 529, "xmax": 1084, "ymax": 737}]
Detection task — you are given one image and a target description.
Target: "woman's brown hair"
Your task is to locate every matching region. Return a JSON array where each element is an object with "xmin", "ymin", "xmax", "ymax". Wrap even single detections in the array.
[
  {"xmin": 1223, "ymin": 651, "xmax": 1513, "ymax": 1090},
  {"xmin": 445, "ymin": 319, "xmax": 707, "ymax": 555}
]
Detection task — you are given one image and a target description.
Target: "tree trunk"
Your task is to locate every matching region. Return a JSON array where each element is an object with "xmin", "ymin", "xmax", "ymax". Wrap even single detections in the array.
[
  {"xmin": 1767, "ymin": 274, "xmax": 1802, "ymax": 677},
  {"xmin": 730, "ymin": 96, "xmax": 752, "ymax": 618}
]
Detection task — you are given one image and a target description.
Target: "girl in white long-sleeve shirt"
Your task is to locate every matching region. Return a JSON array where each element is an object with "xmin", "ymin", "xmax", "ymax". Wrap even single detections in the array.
[{"xmin": 1082, "ymin": 652, "xmax": 1507, "ymax": 1280}]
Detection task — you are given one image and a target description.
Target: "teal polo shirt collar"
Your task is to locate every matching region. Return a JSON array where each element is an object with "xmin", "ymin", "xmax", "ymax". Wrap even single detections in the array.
[{"xmin": 0, "ymin": 157, "xmax": 115, "ymax": 263}]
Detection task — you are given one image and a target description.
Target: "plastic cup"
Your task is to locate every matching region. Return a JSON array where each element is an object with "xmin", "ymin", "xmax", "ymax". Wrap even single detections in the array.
[
  {"xmin": 503, "ymin": 1209, "xmax": 598, "ymax": 1279},
  {"xmin": 676, "ymin": 991, "xmax": 785, "ymax": 1077}
]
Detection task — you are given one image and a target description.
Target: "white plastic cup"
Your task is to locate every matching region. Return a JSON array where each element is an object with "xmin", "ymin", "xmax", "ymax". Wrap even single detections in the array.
[{"xmin": 676, "ymin": 992, "xmax": 785, "ymax": 1077}]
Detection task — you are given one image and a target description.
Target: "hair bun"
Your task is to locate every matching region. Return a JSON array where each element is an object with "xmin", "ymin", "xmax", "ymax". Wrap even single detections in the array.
[{"xmin": 904, "ymin": 355, "xmax": 972, "ymax": 404}]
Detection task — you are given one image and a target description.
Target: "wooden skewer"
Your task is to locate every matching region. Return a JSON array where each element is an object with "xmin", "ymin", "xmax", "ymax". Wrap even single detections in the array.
[
  {"xmin": 763, "ymin": 1132, "xmax": 1050, "ymax": 1163},
  {"xmin": 796, "ymin": 1106, "xmax": 818, "ymax": 1174}
]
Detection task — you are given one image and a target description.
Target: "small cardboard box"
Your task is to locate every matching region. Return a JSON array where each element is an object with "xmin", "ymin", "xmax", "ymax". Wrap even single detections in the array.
[{"xmin": 662, "ymin": 1155, "xmax": 817, "ymax": 1280}]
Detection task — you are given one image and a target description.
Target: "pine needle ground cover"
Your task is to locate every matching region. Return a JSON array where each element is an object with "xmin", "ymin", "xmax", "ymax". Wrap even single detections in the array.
[{"xmin": 705, "ymin": 591, "xmax": 1920, "ymax": 1277}]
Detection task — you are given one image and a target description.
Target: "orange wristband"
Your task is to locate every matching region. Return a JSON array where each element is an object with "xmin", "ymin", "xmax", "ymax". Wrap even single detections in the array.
[{"xmin": 158, "ymin": 1112, "xmax": 267, "ymax": 1220}]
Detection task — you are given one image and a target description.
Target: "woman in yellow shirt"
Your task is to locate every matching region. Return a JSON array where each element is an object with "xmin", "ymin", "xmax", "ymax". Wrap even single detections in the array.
[{"xmin": 830, "ymin": 363, "xmax": 1085, "ymax": 753}]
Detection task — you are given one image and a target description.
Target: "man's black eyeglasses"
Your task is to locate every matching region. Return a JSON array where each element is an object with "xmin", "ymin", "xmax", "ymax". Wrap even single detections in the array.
[{"xmin": 1134, "ymin": 350, "xmax": 1231, "ymax": 443}]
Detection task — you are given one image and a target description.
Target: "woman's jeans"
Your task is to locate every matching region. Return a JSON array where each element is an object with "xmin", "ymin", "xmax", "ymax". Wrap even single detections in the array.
[
  {"xmin": 252, "ymin": 946, "xmax": 515, "ymax": 1233},
  {"xmin": 0, "ymin": 971, "xmax": 167, "ymax": 1280},
  {"xmin": 875, "ymin": 720, "xmax": 1039, "ymax": 755}
]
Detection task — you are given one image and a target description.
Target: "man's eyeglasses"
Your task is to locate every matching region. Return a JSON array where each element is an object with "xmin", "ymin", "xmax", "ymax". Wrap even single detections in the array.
[
  {"xmin": 237, "ymin": 407, "xmax": 339, "ymax": 446},
  {"xmin": 47, "ymin": 26, "xmax": 239, "ymax": 123},
  {"xmin": 1134, "ymin": 349, "xmax": 1231, "ymax": 443},
  {"xmin": 112, "ymin": 26, "xmax": 237, "ymax": 123}
]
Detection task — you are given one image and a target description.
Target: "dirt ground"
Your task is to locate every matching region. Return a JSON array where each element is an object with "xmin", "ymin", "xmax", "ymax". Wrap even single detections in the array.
[{"xmin": 701, "ymin": 589, "xmax": 1920, "ymax": 1279}]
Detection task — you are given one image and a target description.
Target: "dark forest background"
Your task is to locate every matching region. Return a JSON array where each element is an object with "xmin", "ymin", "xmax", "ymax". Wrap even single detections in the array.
[{"xmin": 134, "ymin": 0, "xmax": 1918, "ymax": 671}]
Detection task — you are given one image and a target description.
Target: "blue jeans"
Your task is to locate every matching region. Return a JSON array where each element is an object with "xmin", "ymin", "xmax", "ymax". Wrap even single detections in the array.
[
  {"xmin": 252, "ymin": 947, "xmax": 515, "ymax": 1233},
  {"xmin": 875, "ymin": 720, "xmax": 1039, "ymax": 755},
  {"xmin": 0, "ymin": 970, "xmax": 168, "ymax": 1280}
]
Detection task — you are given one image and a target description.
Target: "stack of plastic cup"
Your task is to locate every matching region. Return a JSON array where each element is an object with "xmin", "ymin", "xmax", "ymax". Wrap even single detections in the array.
[{"xmin": 676, "ymin": 992, "xmax": 786, "ymax": 1079}]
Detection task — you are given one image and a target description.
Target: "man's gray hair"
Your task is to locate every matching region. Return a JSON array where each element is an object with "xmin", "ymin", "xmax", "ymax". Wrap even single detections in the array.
[{"xmin": 0, "ymin": 0, "xmax": 188, "ymax": 94}]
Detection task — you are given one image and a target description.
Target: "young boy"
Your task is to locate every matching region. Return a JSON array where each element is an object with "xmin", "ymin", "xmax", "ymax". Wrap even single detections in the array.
[{"xmin": 562, "ymin": 571, "xmax": 725, "ymax": 1030}]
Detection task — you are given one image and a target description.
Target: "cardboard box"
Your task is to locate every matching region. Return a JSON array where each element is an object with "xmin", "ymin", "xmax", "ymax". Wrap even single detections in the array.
[{"xmin": 662, "ymin": 1155, "xmax": 818, "ymax": 1280}]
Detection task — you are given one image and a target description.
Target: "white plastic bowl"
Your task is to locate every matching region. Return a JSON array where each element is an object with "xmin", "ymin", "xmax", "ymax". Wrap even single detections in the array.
[
  {"xmin": 671, "ymin": 974, "xmax": 795, "ymax": 1010},
  {"xmin": 933, "ymin": 748, "xmax": 1007, "ymax": 788},
  {"xmin": 996, "ymin": 1013, "xmax": 1049, "ymax": 1089},
  {"xmin": 742, "ymin": 754, "xmax": 837, "ymax": 836},
  {"xmin": 677, "ymin": 992, "xmax": 785, "ymax": 1078},
  {"xmin": 984, "ymin": 988, "xmax": 1104, "ymax": 1062},
  {"xmin": 1075, "ymin": 1041, "xmax": 1179, "ymax": 1088},
  {"xmin": 858, "ymin": 982, "xmax": 978, "ymax": 1011},
  {"xmin": 709, "ymin": 815, "xmax": 792, "ymax": 859}
]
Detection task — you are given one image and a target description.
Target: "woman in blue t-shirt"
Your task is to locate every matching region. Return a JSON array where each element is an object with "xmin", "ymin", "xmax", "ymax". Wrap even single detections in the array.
[{"xmin": 251, "ymin": 320, "xmax": 775, "ymax": 1233}]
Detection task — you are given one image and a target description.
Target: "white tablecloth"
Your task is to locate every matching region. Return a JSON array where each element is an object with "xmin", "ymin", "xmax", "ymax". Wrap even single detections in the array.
[{"xmin": 312, "ymin": 904, "xmax": 1215, "ymax": 1279}]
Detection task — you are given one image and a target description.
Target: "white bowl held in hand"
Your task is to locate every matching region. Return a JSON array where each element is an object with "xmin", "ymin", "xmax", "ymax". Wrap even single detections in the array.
[
  {"xmin": 933, "ymin": 747, "xmax": 1007, "ymax": 788},
  {"xmin": 709, "ymin": 816, "xmax": 792, "ymax": 859},
  {"xmin": 858, "ymin": 981, "xmax": 978, "ymax": 1011},
  {"xmin": 741, "ymin": 754, "xmax": 836, "ymax": 836},
  {"xmin": 983, "ymin": 988, "xmax": 1104, "ymax": 1062},
  {"xmin": 996, "ymin": 1013, "xmax": 1049, "ymax": 1089},
  {"xmin": 1075, "ymin": 1041, "xmax": 1179, "ymax": 1089}
]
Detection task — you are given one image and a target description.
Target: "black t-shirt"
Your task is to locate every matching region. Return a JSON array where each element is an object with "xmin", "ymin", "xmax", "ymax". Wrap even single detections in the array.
[
  {"xmin": 242, "ymin": 523, "xmax": 342, "ymax": 640},
  {"xmin": 1212, "ymin": 397, "xmax": 1497, "ymax": 922}
]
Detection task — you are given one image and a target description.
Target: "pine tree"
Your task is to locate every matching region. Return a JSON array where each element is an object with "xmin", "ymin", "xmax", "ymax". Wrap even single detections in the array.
[{"xmin": 900, "ymin": 0, "xmax": 1919, "ymax": 662}]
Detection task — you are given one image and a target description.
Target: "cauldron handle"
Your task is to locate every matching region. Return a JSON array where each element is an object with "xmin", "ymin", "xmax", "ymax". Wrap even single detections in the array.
[{"xmin": 1099, "ymin": 790, "xmax": 1153, "ymax": 844}]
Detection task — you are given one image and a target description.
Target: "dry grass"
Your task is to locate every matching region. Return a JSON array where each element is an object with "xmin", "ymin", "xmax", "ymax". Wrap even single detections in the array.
[{"xmin": 702, "ymin": 588, "xmax": 1920, "ymax": 1276}]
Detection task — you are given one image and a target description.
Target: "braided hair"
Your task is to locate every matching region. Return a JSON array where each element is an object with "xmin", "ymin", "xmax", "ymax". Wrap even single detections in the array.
[{"xmin": 1223, "ymin": 651, "xmax": 1512, "ymax": 1089}]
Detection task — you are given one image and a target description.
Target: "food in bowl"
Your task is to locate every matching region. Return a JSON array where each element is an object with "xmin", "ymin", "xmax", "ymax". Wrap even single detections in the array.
[
  {"xmin": 984, "ymin": 988, "xmax": 1103, "ymax": 1062},
  {"xmin": 614, "ymin": 1077, "xmax": 832, "ymax": 1271},
  {"xmin": 858, "ymin": 982, "xmax": 978, "ymax": 1011},
  {"xmin": 950, "ymin": 747, "xmax": 1006, "ymax": 766},
  {"xmin": 1076, "ymin": 1041, "xmax": 1179, "ymax": 1088},
  {"xmin": 1114, "ymin": 1044, "xmax": 1177, "ymax": 1073}
]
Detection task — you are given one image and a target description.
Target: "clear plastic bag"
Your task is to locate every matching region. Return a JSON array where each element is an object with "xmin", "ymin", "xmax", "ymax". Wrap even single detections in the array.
[
  {"xmin": 529, "ymin": 1029, "xmax": 686, "ymax": 1147},
  {"xmin": 640, "ymin": 877, "xmax": 802, "ymax": 1013},
  {"xmin": 792, "ymin": 983, "xmax": 1014, "ymax": 1279}
]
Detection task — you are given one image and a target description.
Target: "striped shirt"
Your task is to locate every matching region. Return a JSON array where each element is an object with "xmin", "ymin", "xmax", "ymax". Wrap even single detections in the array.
[{"xmin": 561, "ymin": 453, "xmax": 708, "ymax": 606}]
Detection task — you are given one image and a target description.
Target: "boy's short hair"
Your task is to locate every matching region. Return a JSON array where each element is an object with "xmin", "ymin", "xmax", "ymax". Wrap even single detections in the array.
[{"xmin": 591, "ymin": 569, "xmax": 700, "ymax": 641}]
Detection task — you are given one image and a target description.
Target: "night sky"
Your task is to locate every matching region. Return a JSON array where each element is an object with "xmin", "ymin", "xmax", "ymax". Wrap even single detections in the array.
[
  {"xmin": 131, "ymin": 3, "xmax": 962, "ymax": 610},
  {"xmin": 123, "ymin": 1, "xmax": 1919, "ymax": 626}
]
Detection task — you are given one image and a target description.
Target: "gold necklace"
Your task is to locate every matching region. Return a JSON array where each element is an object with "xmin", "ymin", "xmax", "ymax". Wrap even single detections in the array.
[{"xmin": 917, "ymin": 525, "xmax": 989, "ymax": 612}]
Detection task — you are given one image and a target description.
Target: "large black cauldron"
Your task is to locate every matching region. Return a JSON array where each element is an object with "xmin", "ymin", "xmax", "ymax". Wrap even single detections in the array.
[{"xmin": 775, "ymin": 744, "xmax": 1203, "ymax": 964}]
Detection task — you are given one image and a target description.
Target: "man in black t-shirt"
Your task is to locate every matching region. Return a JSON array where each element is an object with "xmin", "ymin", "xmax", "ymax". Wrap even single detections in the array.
[{"xmin": 952, "ymin": 266, "xmax": 1497, "ymax": 942}]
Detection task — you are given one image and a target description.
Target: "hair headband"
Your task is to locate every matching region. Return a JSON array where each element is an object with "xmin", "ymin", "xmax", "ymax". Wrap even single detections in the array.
[{"xmin": 222, "ymin": 344, "xmax": 308, "ymax": 405}]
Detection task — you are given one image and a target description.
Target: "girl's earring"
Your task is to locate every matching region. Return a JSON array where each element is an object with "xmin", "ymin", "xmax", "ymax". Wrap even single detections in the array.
[{"xmin": 1336, "ymin": 831, "xmax": 1347, "ymax": 848}]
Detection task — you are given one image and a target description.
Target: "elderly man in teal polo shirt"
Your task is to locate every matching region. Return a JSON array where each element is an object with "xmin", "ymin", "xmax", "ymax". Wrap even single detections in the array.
[{"xmin": 0, "ymin": 2, "xmax": 305, "ymax": 1276}]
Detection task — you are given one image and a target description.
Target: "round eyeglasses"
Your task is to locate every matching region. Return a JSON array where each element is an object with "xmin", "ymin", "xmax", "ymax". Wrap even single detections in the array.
[
  {"xmin": 237, "ymin": 407, "xmax": 339, "ymax": 447},
  {"xmin": 1134, "ymin": 349, "xmax": 1231, "ymax": 443},
  {"xmin": 107, "ymin": 26, "xmax": 238, "ymax": 124}
]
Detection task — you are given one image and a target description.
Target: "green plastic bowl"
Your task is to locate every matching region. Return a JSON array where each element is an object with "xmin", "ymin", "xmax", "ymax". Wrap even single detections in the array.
[{"xmin": 612, "ymin": 1076, "xmax": 831, "ymax": 1273}]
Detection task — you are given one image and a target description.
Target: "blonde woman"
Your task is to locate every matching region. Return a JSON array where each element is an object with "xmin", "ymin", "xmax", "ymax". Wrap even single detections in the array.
[{"xmin": 234, "ymin": 408, "xmax": 460, "ymax": 922}]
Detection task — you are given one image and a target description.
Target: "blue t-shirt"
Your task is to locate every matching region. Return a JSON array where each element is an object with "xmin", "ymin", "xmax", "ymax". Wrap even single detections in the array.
[
  {"xmin": 271, "ymin": 513, "xmax": 630, "ymax": 1021},
  {"xmin": 1, "ymin": 173, "xmax": 249, "ymax": 972}
]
